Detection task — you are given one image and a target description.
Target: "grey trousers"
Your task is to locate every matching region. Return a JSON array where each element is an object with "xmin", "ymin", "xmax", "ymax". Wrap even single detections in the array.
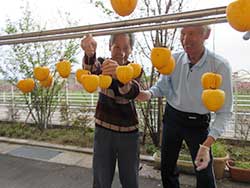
[{"xmin": 93, "ymin": 125, "xmax": 140, "ymax": 188}]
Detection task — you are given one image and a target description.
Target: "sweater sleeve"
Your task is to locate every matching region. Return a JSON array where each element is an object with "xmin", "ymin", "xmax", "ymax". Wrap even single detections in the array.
[
  {"xmin": 118, "ymin": 80, "xmax": 140, "ymax": 99},
  {"xmin": 82, "ymin": 53, "xmax": 102, "ymax": 75}
]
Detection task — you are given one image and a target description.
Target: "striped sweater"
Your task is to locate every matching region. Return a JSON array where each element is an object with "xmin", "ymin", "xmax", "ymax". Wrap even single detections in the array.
[{"xmin": 82, "ymin": 53, "xmax": 141, "ymax": 132}]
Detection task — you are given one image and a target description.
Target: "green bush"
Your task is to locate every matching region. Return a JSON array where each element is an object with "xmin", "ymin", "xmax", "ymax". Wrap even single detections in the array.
[
  {"xmin": 235, "ymin": 161, "xmax": 250, "ymax": 169},
  {"xmin": 0, "ymin": 122, "xmax": 92, "ymax": 147},
  {"xmin": 212, "ymin": 141, "xmax": 227, "ymax": 158},
  {"xmin": 145, "ymin": 144, "xmax": 159, "ymax": 155}
]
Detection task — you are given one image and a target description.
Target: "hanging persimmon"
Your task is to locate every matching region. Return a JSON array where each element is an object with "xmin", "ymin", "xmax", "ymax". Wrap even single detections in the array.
[
  {"xmin": 56, "ymin": 59, "xmax": 71, "ymax": 78},
  {"xmin": 81, "ymin": 74, "xmax": 100, "ymax": 93},
  {"xmin": 157, "ymin": 57, "xmax": 176, "ymax": 75},
  {"xmin": 76, "ymin": 69, "xmax": 90, "ymax": 83},
  {"xmin": 226, "ymin": 0, "xmax": 250, "ymax": 32},
  {"xmin": 17, "ymin": 78, "xmax": 35, "ymax": 93},
  {"xmin": 128, "ymin": 62, "xmax": 142, "ymax": 79},
  {"xmin": 151, "ymin": 47, "xmax": 172, "ymax": 69},
  {"xmin": 201, "ymin": 89, "xmax": 225, "ymax": 112},
  {"xmin": 201, "ymin": 72, "xmax": 222, "ymax": 89},
  {"xmin": 110, "ymin": 0, "xmax": 138, "ymax": 16},
  {"xmin": 116, "ymin": 65, "xmax": 134, "ymax": 84},
  {"xmin": 34, "ymin": 66, "xmax": 50, "ymax": 81},
  {"xmin": 40, "ymin": 74, "xmax": 53, "ymax": 88},
  {"xmin": 99, "ymin": 75, "xmax": 112, "ymax": 89}
]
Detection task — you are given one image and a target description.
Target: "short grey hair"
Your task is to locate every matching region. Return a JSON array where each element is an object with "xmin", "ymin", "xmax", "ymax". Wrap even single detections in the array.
[
  {"xmin": 109, "ymin": 33, "xmax": 135, "ymax": 49},
  {"xmin": 202, "ymin": 25, "xmax": 211, "ymax": 35}
]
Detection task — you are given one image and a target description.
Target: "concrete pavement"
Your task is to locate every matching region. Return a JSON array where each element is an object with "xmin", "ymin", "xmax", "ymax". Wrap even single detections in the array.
[
  {"xmin": 0, "ymin": 137, "xmax": 249, "ymax": 188},
  {"xmin": 0, "ymin": 154, "xmax": 166, "ymax": 188}
]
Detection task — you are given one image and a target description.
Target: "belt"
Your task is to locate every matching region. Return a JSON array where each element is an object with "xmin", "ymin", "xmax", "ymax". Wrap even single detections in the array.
[
  {"xmin": 95, "ymin": 119, "xmax": 138, "ymax": 132},
  {"xmin": 166, "ymin": 103, "xmax": 211, "ymax": 123}
]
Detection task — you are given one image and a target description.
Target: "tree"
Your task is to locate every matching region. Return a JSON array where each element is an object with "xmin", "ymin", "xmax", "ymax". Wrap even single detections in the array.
[
  {"xmin": 135, "ymin": 0, "xmax": 185, "ymax": 147},
  {"xmin": 91, "ymin": 0, "xmax": 186, "ymax": 147},
  {"xmin": 0, "ymin": 5, "xmax": 79, "ymax": 130}
]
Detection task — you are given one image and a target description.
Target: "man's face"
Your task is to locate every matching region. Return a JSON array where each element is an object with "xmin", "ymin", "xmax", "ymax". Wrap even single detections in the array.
[
  {"xmin": 110, "ymin": 34, "xmax": 132, "ymax": 65},
  {"xmin": 180, "ymin": 26, "xmax": 210, "ymax": 56}
]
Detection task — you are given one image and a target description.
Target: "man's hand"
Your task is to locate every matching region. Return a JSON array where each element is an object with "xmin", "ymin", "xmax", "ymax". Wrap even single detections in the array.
[
  {"xmin": 80, "ymin": 34, "xmax": 97, "ymax": 57},
  {"xmin": 101, "ymin": 59, "xmax": 119, "ymax": 79},
  {"xmin": 195, "ymin": 144, "xmax": 210, "ymax": 171},
  {"xmin": 136, "ymin": 90, "xmax": 152, "ymax": 101}
]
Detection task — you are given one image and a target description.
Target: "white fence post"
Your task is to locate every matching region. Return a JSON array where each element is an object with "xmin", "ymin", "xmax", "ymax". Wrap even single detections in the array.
[
  {"xmin": 66, "ymin": 81, "xmax": 69, "ymax": 106},
  {"xmin": 11, "ymin": 85, "xmax": 15, "ymax": 121},
  {"xmin": 3, "ymin": 92, "xmax": 5, "ymax": 103},
  {"xmin": 91, "ymin": 93, "xmax": 94, "ymax": 106},
  {"xmin": 29, "ymin": 92, "xmax": 31, "ymax": 104},
  {"xmin": 64, "ymin": 81, "xmax": 69, "ymax": 126}
]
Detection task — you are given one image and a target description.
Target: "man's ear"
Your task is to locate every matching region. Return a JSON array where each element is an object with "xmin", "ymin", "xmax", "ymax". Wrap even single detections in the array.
[{"xmin": 204, "ymin": 29, "xmax": 211, "ymax": 40}]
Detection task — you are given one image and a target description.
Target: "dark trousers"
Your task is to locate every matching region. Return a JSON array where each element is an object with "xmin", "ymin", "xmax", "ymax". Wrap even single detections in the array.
[
  {"xmin": 161, "ymin": 104, "xmax": 216, "ymax": 188},
  {"xmin": 93, "ymin": 125, "xmax": 140, "ymax": 188}
]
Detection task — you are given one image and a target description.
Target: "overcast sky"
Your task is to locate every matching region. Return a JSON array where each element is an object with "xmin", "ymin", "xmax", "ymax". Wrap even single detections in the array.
[{"xmin": 0, "ymin": 0, "xmax": 249, "ymax": 73}]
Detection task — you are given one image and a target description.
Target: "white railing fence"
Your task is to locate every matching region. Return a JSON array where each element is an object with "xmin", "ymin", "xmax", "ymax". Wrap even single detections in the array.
[{"xmin": 0, "ymin": 85, "xmax": 250, "ymax": 140}]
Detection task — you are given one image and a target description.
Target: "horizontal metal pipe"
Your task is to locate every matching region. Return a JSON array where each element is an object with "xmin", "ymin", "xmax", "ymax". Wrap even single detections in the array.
[
  {"xmin": 0, "ymin": 6, "xmax": 226, "ymax": 41},
  {"xmin": 0, "ymin": 16, "xmax": 227, "ymax": 46}
]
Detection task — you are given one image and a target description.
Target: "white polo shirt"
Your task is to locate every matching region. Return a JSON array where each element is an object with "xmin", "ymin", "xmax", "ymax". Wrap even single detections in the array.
[{"xmin": 150, "ymin": 48, "xmax": 233, "ymax": 139}]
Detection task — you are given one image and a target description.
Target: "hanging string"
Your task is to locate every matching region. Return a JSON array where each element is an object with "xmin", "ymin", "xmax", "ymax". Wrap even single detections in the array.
[
  {"xmin": 211, "ymin": 11, "xmax": 219, "ymax": 89},
  {"xmin": 212, "ymin": 22, "xmax": 216, "ymax": 74}
]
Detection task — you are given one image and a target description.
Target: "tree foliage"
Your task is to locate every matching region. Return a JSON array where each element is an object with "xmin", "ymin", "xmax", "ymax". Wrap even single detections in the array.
[
  {"xmin": 135, "ymin": 0, "xmax": 185, "ymax": 147},
  {"xmin": 0, "ymin": 6, "xmax": 79, "ymax": 130}
]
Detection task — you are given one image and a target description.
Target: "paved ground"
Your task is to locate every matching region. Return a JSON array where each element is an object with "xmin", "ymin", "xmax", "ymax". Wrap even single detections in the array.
[
  {"xmin": 0, "ymin": 154, "xmax": 166, "ymax": 188},
  {"xmin": 0, "ymin": 137, "xmax": 249, "ymax": 188}
]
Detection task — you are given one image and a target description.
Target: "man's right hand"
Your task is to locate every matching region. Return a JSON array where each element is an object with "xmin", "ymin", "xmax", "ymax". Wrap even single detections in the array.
[
  {"xmin": 195, "ymin": 145, "xmax": 210, "ymax": 171},
  {"xmin": 101, "ymin": 59, "xmax": 119, "ymax": 79},
  {"xmin": 136, "ymin": 90, "xmax": 152, "ymax": 101},
  {"xmin": 80, "ymin": 34, "xmax": 97, "ymax": 57}
]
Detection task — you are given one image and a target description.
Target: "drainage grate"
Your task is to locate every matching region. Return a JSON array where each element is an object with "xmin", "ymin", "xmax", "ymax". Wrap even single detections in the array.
[{"xmin": 7, "ymin": 145, "xmax": 62, "ymax": 160}]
